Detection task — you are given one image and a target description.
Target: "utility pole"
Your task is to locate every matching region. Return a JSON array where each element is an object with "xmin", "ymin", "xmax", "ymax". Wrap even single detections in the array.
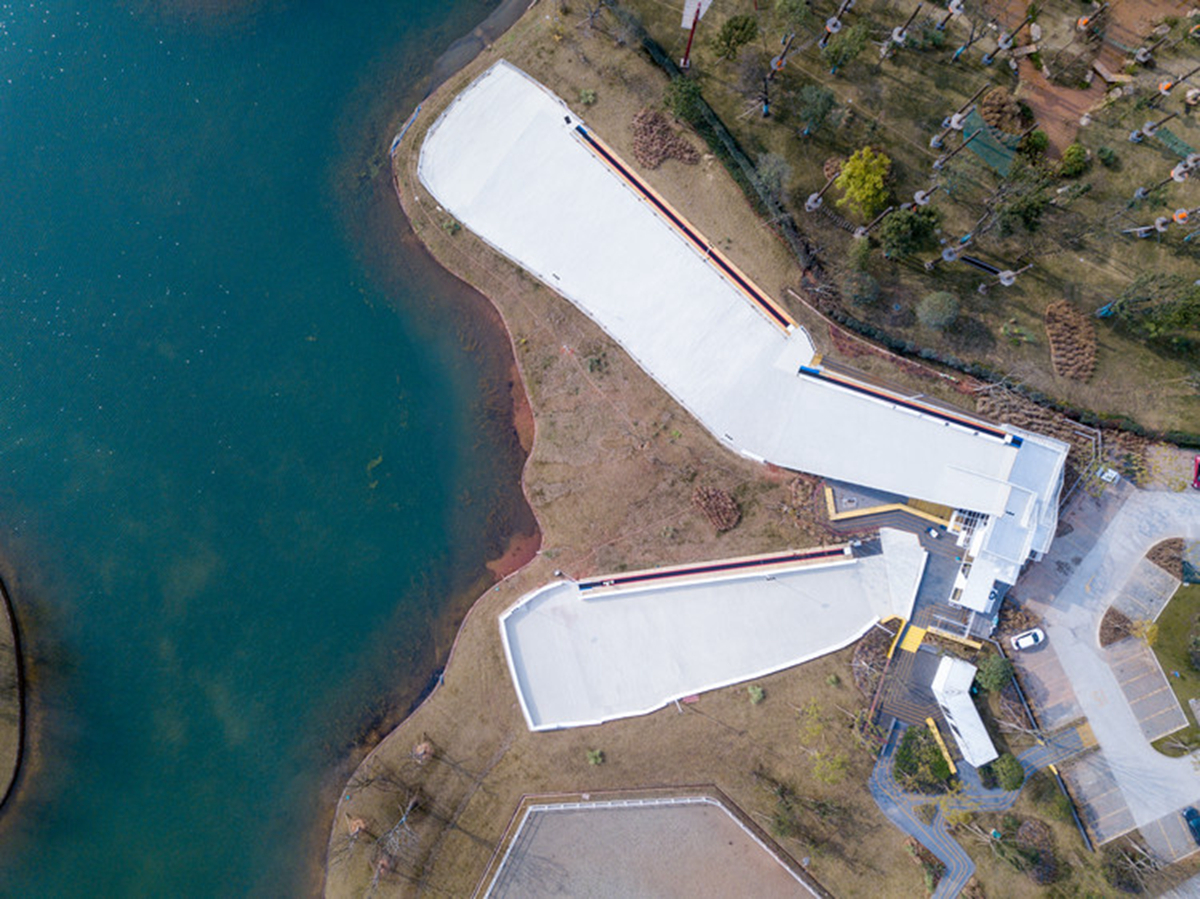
[
  {"xmin": 1132, "ymin": 34, "xmax": 1168, "ymax": 65},
  {"xmin": 881, "ymin": 4, "xmax": 923, "ymax": 59},
  {"xmin": 903, "ymin": 184, "xmax": 940, "ymax": 210},
  {"xmin": 854, "ymin": 205, "xmax": 896, "ymax": 239},
  {"xmin": 977, "ymin": 263, "xmax": 1033, "ymax": 294},
  {"xmin": 933, "ymin": 129, "xmax": 982, "ymax": 171},
  {"xmin": 820, "ymin": 0, "xmax": 856, "ymax": 49},
  {"xmin": 936, "ymin": 0, "xmax": 963, "ymax": 32},
  {"xmin": 1159, "ymin": 63, "xmax": 1200, "ymax": 98},
  {"xmin": 930, "ymin": 84, "xmax": 989, "ymax": 148},
  {"xmin": 679, "ymin": 0, "xmax": 713, "ymax": 70},
  {"xmin": 1129, "ymin": 111, "xmax": 1179, "ymax": 143},
  {"xmin": 805, "ymin": 173, "xmax": 840, "ymax": 212},
  {"xmin": 768, "ymin": 32, "xmax": 797, "ymax": 81}
]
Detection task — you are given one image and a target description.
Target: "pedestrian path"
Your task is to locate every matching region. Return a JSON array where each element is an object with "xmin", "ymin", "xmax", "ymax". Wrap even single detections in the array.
[{"xmin": 870, "ymin": 722, "xmax": 1092, "ymax": 897}]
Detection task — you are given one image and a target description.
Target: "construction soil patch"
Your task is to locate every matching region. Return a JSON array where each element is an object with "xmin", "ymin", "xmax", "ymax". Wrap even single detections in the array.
[
  {"xmin": 692, "ymin": 484, "xmax": 742, "ymax": 532},
  {"xmin": 1014, "ymin": 818, "xmax": 1059, "ymax": 884},
  {"xmin": 852, "ymin": 622, "xmax": 894, "ymax": 699},
  {"xmin": 1100, "ymin": 606, "xmax": 1134, "ymax": 648},
  {"xmin": 1148, "ymin": 537, "xmax": 1185, "ymax": 581},
  {"xmin": 630, "ymin": 108, "xmax": 700, "ymax": 169},
  {"xmin": 1043, "ymin": 300, "xmax": 1097, "ymax": 382}
]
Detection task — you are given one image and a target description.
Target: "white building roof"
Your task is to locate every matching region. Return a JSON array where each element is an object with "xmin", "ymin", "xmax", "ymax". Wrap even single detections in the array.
[
  {"xmin": 930, "ymin": 657, "xmax": 998, "ymax": 768},
  {"xmin": 955, "ymin": 554, "xmax": 1008, "ymax": 614},
  {"xmin": 500, "ymin": 531, "xmax": 926, "ymax": 730},
  {"xmin": 419, "ymin": 62, "xmax": 1068, "ymax": 524}
]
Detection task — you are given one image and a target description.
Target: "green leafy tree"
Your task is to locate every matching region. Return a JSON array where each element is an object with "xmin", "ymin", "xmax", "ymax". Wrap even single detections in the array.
[
  {"xmin": 812, "ymin": 750, "xmax": 848, "ymax": 785},
  {"xmin": 976, "ymin": 653, "xmax": 1014, "ymax": 692},
  {"xmin": 712, "ymin": 14, "xmax": 758, "ymax": 60},
  {"xmin": 877, "ymin": 206, "xmax": 939, "ymax": 257},
  {"xmin": 1019, "ymin": 129, "xmax": 1049, "ymax": 159},
  {"xmin": 821, "ymin": 22, "xmax": 870, "ymax": 71},
  {"xmin": 893, "ymin": 724, "xmax": 953, "ymax": 792},
  {"xmin": 1059, "ymin": 142, "xmax": 1090, "ymax": 177},
  {"xmin": 793, "ymin": 84, "xmax": 835, "ymax": 136},
  {"xmin": 998, "ymin": 189, "xmax": 1051, "ymax": 235},
  {"xmin": 775, "ymin": 0, "xmax": 814, "ymax": 31},
  {"xmin": 755, "ymin": 152, "xmax": 792, "ymax": 205},
  {"xmin": 663, "ymin": 77, "xmax": 705, "ymax": 124},
  {"xmin": 917, "ymin": 291, "xmax": 960, "ymax": 330},
  {"xmin": 843, "ymin": 270, "xmax": 880, "ymax": 306},
  {"xmin": 1112, "ymin": 273, "xmax": 1200, "ymax": 341},
  {"xmin": 847, "ymin": 236, "xmax": 872, "ymax": 271},
  {"xmin": 990, "ymin": 752, "xmax": 1026, "ymax": 791},
  {"xmin": 835, "ymin": 146, "xmax": 891, "ymax": 218}
]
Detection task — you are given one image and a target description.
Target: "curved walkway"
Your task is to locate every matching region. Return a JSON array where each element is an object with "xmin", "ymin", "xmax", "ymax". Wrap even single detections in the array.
[{"xmin": 870, "ymin": 722, "xmax": 1088, "ymax": 898}]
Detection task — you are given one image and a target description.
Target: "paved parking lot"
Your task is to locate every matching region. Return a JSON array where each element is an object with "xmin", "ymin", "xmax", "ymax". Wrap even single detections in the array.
[
  {"xmin": 1060, "ymin": 752, "xmax": 1137, "ymax": 844},
  {"xmin": 1142, "ymin": 808, "xmax": 1200, "ymax": 865},
  {"xmin": 1012, "ymin": 482, "xmax": 1200, "ymax": 854},
  {"xmin": 1106, "ymin": 638, "xmax": 1188, "ymax": 743},
  {"xmin": 1112, "ymin": 557, "xmax": 1182, "ymax": 623},
  {"xmin": 1011, "ymin": 641, "xmax": 1083, "ymax": 732}
]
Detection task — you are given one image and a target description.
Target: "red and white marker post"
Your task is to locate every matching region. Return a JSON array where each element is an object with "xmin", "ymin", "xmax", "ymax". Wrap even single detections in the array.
[{"xmin": 679, "ymin": 0, "xmax": 713, "ymax": 69}]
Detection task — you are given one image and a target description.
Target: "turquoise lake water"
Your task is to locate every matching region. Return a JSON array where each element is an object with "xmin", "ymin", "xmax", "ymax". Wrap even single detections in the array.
[{"xmin": 0, "ymin": 0, "xmax": 532, "ymax": 894}]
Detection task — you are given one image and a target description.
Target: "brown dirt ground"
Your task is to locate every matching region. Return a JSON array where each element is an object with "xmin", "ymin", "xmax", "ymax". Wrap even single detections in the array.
[
  {"xmin": 994, "ymin": 0, "xmax": 1176, "ymax": 155},
  {"xmin": 1148, "ymin": 537, "xmax": 1186, "ymax": 580},
  {"xmin": 0, "ymin": 585, "xmax": 19, "ymax": 810},
  {"xmin": 631, "ymin": 108, "xmax": 700, "ymax": 169},
  {"xmin": 1100, "ymin": 606, "xmax": 1135, "ymax": 647}
]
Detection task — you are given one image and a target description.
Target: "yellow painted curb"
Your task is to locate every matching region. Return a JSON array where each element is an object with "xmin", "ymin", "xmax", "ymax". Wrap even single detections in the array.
[{"xmin": 926, "ymin": 717, "xmax": 958, "ymax": 776}]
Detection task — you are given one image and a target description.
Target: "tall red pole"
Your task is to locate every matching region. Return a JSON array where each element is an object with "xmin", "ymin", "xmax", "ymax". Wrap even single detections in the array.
[{"xmin": 680, "ymin": 7, "xmax": 701, "ymax": 69}]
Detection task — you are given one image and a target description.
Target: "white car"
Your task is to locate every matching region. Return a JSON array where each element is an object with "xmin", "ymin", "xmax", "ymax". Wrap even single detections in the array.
[{"xmin": 1011, "ymin": 628, "xmax": 1046, "ymax": 651}]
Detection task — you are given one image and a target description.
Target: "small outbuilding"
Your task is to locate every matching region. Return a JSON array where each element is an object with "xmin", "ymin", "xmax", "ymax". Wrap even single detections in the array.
[{"xmin": 930, "ymin": 656, "xmax": 998, "ymax": 768}]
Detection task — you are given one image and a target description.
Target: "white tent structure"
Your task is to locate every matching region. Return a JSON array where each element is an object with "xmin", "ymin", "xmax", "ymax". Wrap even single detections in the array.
[{"xmin": 419, "ymin": 61, "xmax": 1069, "ymax": 621}]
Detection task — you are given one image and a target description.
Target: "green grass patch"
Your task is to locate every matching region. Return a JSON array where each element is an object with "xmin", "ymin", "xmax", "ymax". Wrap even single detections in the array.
[
  {"xmin": 893, "ymin": 723, "xmax": 954, "ymax": 793},
  {"xmin": 1150, "ymin": 584, "xmax": 1200, "ymax": 756}
]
